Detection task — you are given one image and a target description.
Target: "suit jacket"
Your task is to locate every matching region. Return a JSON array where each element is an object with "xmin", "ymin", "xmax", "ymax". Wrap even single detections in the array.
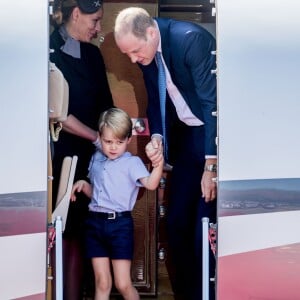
[{"xmin": 139, "ymin": 18, "xmax": 217, "ymax": 156}]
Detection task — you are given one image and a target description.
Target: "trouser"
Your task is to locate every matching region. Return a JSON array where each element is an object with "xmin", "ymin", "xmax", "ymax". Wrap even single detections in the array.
[{"xmin": 167, "ymin": 125, "xmax": 217, "ymax": 300}]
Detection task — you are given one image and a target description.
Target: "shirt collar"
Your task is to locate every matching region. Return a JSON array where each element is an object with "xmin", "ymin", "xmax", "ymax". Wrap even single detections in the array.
[
  {"xmin": 94, "ymin": 150, "xmax": 131, "ymax": 162},
  {"xmin": 59, "ymin": 25, "xmax": 81, "ymax": 59},
  {"xmin": 109, "ymin": 151, "xmax": 131, "ymax": 162},
  {"xmin": 154, "ymin": 20, "xmax": 162, "ymax": 53}
]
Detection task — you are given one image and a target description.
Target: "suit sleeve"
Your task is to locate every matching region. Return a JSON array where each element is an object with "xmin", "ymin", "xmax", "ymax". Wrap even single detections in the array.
[
  {"xmin": 184, "ymin": 32, "xmax": 217, "ymax": 156},
  {"xmin": 139, "ymin": 62, "xmax": 163, "ymax": 136}
]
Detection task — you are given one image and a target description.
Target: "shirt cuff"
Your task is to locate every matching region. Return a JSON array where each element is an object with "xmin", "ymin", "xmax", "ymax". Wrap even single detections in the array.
[
  {"xmin": 151, "ymin": 133, "xmax": 163, "ymax": 140},
  {"xmin": 205, "ymin": 155, "xmax": 217, "ymax": 159}
]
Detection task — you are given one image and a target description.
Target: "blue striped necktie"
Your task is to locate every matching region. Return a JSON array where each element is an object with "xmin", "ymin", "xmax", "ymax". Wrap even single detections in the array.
[{"xmin": 156, "ymin": 51, "xmax": 168, "ymax": 160}]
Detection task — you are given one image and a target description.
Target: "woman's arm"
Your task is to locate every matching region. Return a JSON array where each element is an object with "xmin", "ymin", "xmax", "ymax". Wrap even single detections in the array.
[{"xmin": 62, "ymin": 114, "xmax": 98, "ymax": 143}]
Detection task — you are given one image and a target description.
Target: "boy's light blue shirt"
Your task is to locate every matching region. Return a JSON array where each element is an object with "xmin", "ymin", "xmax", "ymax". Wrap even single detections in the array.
[{"xmin": 88, "ymin": 150, "xmax": 150, "ymax": 212}]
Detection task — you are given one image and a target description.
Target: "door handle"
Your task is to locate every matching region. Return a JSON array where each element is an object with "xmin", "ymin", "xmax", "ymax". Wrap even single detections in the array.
[
  {"xmin": 134, "ymin": 118, "xmax": 146, "ymax": 133},
  {"xmin": 131, "ymin": 118, "xmax": 150, "ymax": 136}
]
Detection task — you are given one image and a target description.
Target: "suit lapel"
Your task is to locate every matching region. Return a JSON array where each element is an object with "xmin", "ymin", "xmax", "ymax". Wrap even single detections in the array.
[{"xmin": 156, "ymin": 18, "xmax": 171, "ymax": 71}]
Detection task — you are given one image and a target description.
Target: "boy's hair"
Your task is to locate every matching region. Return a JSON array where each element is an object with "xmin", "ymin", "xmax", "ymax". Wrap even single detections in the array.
[{"xmin": 98, "ymin": 108, "xmax": 132, "ymax": 139}]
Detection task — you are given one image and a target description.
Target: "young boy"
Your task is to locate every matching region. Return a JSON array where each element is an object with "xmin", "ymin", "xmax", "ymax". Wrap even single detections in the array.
[{"xmin": 71, "ymin": 108, "xmax": 164, "ymax": 300}]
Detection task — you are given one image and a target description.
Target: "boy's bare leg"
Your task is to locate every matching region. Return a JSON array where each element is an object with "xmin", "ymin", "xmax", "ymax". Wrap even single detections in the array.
[
  {"xmin": 112, "ymin": 259, "xmax": 140, "ymax": 300},
  {"xmin": 92, "ymin": 257, "xmax": 112, "ymax": 300}
]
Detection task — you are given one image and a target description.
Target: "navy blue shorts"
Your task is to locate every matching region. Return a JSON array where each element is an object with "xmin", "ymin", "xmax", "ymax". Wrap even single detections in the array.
[{"xmin": 85, "ymin": 211, "xmax": 134, "ymax": 259}]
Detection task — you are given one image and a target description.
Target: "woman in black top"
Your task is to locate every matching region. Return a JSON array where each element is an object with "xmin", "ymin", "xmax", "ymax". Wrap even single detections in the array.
[{"xmin": 50, "ymin": 0, "xmax": 114, "ymax": 298}]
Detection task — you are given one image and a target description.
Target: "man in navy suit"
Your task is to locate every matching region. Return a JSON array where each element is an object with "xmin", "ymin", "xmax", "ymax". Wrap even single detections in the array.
[{"xmin": 114, "ymin": 7, "xmax": 217, "ymax": 300}]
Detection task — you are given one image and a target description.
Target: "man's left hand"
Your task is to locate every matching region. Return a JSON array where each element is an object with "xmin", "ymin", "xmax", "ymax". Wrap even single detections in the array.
[{"xmin": 201, "ymin": 169, "xmax": 217, "ymax": 202}]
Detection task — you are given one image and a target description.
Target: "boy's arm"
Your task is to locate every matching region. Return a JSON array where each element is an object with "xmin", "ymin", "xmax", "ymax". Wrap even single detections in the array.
[
  {"xmin": 70, "ymin": 180, "xmax": 92, "ymax": 201},
  {"xmin": 140, "ymin": 158, "xmax": 164, "ymax": 190}
]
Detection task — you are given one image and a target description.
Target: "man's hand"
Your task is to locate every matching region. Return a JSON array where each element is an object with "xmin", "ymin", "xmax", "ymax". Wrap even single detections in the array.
[
  {"xmin": 201, "ymin": 171, "xmax": 217, "ymax": 202},
  {"xmin": 201, "ymin": 159, "xmax": 217, "ymax": 202},
  {"xmin": 145, "ymin": 136, "xmax": 163, "ymax": 168}
]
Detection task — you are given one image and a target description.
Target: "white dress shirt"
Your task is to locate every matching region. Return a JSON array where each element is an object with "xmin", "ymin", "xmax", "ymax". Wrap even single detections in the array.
[{"xmin": 155, "ymin": 22, "xmax": 203, "ymax": 127}]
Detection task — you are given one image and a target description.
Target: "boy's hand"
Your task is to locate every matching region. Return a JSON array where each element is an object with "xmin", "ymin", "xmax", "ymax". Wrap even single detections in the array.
[{"xmin": 70, "ymin": 180, "xmax": 86, "ymax": 202}]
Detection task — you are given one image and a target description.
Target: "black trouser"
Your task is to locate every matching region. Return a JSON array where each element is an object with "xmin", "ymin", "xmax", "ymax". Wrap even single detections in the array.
[{"xmin": 167, "ymin": 125, "xmax": 217, "ymax": 300}]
